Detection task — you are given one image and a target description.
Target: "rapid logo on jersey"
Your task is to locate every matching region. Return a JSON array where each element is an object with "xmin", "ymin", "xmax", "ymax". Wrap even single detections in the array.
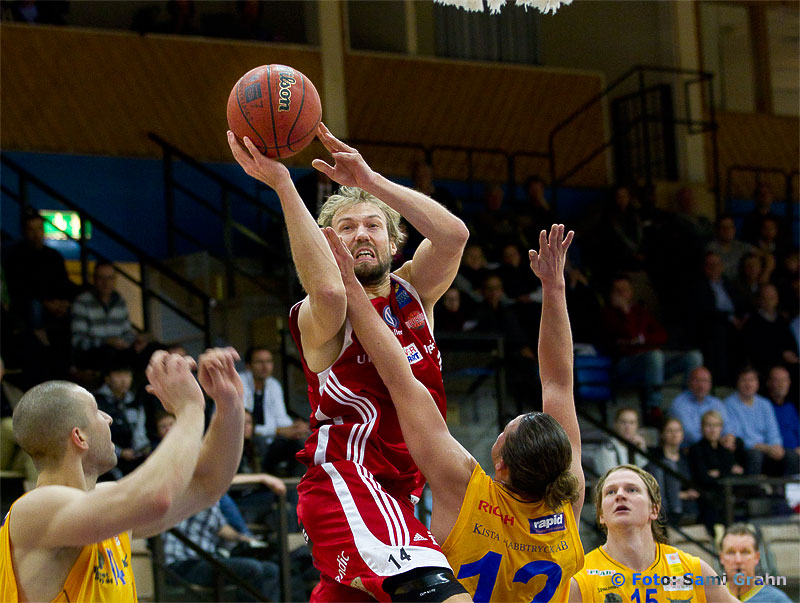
[
  {"xmin": 383, "ymin": 306, "xmax": 399, "ymax": 328},
  {"xmin": 404, "ymin": 343, "xmax": 423, "ymax": 364},
  {"xmin": 529, "ymin": 512, "xmax": 565, "ymax": 534}
]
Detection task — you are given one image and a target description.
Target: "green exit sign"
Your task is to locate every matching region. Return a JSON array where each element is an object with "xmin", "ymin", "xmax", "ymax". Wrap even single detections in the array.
[{"xmin": 40, "ymin": 210, "xmax": 91, "ymax": 240}]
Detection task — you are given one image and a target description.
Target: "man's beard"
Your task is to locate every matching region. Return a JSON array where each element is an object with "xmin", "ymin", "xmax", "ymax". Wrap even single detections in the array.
[{"xmin": 355, "ymin": 255, "xmax": 392, "ymax": 286}]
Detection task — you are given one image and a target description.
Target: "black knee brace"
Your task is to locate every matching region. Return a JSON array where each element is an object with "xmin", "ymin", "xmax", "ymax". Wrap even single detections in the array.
[{"xmin": 384, "ymin": 567, "xmax": 468, "ymax": 602}]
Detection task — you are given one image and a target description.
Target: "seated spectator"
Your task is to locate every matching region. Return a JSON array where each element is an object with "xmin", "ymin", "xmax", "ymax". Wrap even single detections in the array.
[
  {"xmin": 719, "ymin": 524, "xmax": 793, "ymax": 602},
  {"xmin": 646, "ymin": 418, "xmax": 699, "ymax": 525},
  {"xmin": 471, "ymin": 183, "xmax": 515, "ymax": 261},
  {"xmin": 239, "ymin": 346, "xmax": 308, "ymax": 477},
  {"xmin": 724, "ymin": 367, "xmax": 797, "ymax": 476},
  {"xmin": 732, "ymin": 252, "xmax": 773, "ymax": 315},
  {"xmin": 433, "ymin": 286, "xmax": 477, "ymax": 334},
  {"xmin": 598, "ymin": 274, "xmax": 702, "ymax": 420},
  {"xmin": 740, "ymin": 183, "xmax": 791, "ymax": 248},
  {"xmin": 668, "ymin": 366, "xmax": 728, "ymax": 447},
  {"xmin": 591, "ymin": 185, "xmax": 645, "ymax": 286},
  {"xmin": 514, "ymin": 175, "xmax": 556, "ymax": 248},
  {"xmin": 772, "ymin": 248, "xmax": 799, "ymax": 317},
  {"xmin": 496, "ymin": 242, "xmax": 541, "ymax": 304},
  {"xmin": 16, "ymin": 281, "xmax": 72, "ymax": 389},
  {"xmin": 594, "ymin": 407, "xmax": 649, "ymax": 477},
  {"xmin": 2, "ymin": 208, "xmax": 76, "ymax": 330},
  {"xmin": 163, "ymin": 501, "xmax": 280, "ymax": 602},
  {"xmin": 71, "ymin": 261, "xmax": 152, "ymax": 372},
  {"xmin": 765, "ymin": 366, "xmax": 799, "ymax": 456},
  {"xmin": 228, "ymin": 410, "xmax": 288, "ymax": 526},
  {"xmin": 694, "ymin": 251, "xmax": 746, "ymax": 385},
  {"xmin": 742, "ymin": 284, "xmax": 799, "ymax": 378},
  {"xmin": 472, "ymin": 273, "xmax": 538, "ymax": 412},
  {"xmin": 689, "ymin": 410, "xmax": 744, "ymax": 535},
  {"xmin": 452, "ymin": 242, "xmax": 493, "ymax": 304},
  {"xmin": 706, "ymin": 214, "xmax": 756, "ymax": 281},
  {"xmin": 95, "ymin": 362, "xmax": 151, "ymax": 477},
  {"xmin": 754, "ymin": 215, "xmax": 789, "ymax": 269}
]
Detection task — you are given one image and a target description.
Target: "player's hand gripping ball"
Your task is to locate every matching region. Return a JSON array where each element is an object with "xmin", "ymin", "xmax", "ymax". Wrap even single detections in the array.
[{"xmin": 227, "ymin": 64, "xmax": 321, "ymax": 159}]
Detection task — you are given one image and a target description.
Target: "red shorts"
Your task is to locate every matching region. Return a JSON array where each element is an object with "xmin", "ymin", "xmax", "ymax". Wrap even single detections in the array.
[{"xmin": 298, "ymin": 461, "xmax": 451, "ymax": 602}]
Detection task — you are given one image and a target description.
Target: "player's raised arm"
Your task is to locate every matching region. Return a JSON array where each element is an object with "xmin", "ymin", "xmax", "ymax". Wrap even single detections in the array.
[
  {"xmin": 10, "ymin": 353, "xmax": 206, "ymax": 549},
  {"xmin": 228, "ymin": 132, "xmax": 346, "ymax": 356},
  {"xmin": 133, "ymin": 347, "xmax": 246, "ymax": 538},
  {"xmin": 322, "ymin": 227, "xmax": 475, "ymax": 521},
  {"xmin": 530, "ymin": 225, "xmax": 585, "ymax": 519},
  {"xmin": 314, "ymin": 123, "xmax": 469, "ymax": 311}
]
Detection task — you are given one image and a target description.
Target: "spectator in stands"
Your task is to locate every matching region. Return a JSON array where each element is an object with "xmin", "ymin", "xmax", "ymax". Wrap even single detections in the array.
[
  {"xmin": 564, "ymin": 253, "xmax": 602, "ymax": 344},
  {"xmin": 2, "ymin": 208, "xmax": 76, "ymax": 330},
  {"xmin": 765, "ymin": 366, "xmax": 799, "ymax": 457},
  {"xmin": 411, "ymin": 160, "xmax": 460, "ymax": 216},
  {"xmin": 742, "ymin": 284, "xmax": 799, "ymax": 379},
  {"xmin": 496, "ymin": 242, "xmax": 541, "ymax": 304},
  {"xmin": 515, "ymin": 175, "xmax": 556, "ymax": 249},
  {"xmin": 694, "ymin": 251, "xmax": 746, "ymax": 386},
  {"xmin": 719, "ymin": 524, "xmax": 793, "ymax": 602},
  {"xmin": 472, "ymin": 273, "xmax": 538, "ymax": 412},
  {"xmin": 95, "ymin": 361, "xmax": 151, "ymax": 477},
  {"xmin": 598, "ymin": 274, "xmax": 702, "ymax": 421},
  {"xmin": 646, "ymin": 418, "xmax": 699, "ymax": 526},
  {"xmin": 71, "ymin": 261, "xmax": 151, "ymax": 371},
  {"xmin": 724, "ymin": 367, "xmax": 796, "ymax": 476},
  {"xmin": 239, "ymin": 346, "xmax": 308, "ymax": 477},
  {"xmin": 754, "ymin": 215, "xmax": 789, "ymax": 268},
  {"xmin": 689, "ymin": 410, "xmax": 743, "ymax": 536},
  {"xmin": 668, "ymin": 366, "xmax": 728, "ymax": 447},
  {"xmin": 594, "ymin": 407, "xmax": 648, "ymax": 477},
  {"xmin": 740, "ymin": 183, "xmax": 789, "ymax": 248},
  {"xmin": 16, "ymin": 281, "xmax": 73, "ymax": 389},
  {"xmin": 472, "ymin": 183, "xmax": 515, "ymax": 261},
  {"xmin": 672, "ymin": 186, "xmax": 714, "ymax": 259},
  {"xmin": 433, "ymin": 286, "xmax": 477, "ymax": 334},
  {"xmin": 706, "ymin": 214, "xmax": 756, "ymax": 281},
  {"xmin": 452, "ymin": 242, "xmax": 493, "ymax": 304},
  {"xmin": 594, "ymin": 185, "xmax": 645, "ymax": 285},
  {"xmin": 772, "ymin": 248, "xmax": 799, "ymax": 317},
  {"xmin": 0, "ymin": 356, "xmax": 36, "ymax": 487},
  {"xmin": 163, "ymin": 501, "xmax": 280, "ymax": 602},
  {"xmin": 732, "ymin": 252, "xmax": 774, "ymax": 316},
  {"xmin": 227, "ymin": 409, "xmax": 288, "ymax": 524}
]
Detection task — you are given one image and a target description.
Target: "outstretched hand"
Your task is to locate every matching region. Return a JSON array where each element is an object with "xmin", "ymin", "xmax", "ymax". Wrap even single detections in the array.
[
  {"xmin": 312, "ymin": 123, "xmax": 376, "ymax": 189},
  {"xmin": 227, "ymin": 131, "xmax": 291, "ymax": 190},
  {"xmin": 529, "ymin": 224, "xmax": 574, "ymax": 286},
  {"xmin": 145, "ymin": 351, "xmax": 204, "ymax": 416},
  {"xmin": 197, "ymin": 347, "xmax": 244, "ymax": 411},
  {"xmin": 322, "ymin": 226, "xmax": 357, "ymax": 284}
]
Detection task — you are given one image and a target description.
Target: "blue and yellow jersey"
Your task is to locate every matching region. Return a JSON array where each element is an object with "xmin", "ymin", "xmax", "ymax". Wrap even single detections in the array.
[
  {"xmin": 442, "ymin": 463, "xmax": 584, "ymax": 602},
  {"xmin": 573, "ymin": 542, "xmax": 708, "ymax": 603},
  {"xmin": 0, "ymin": 500, "xmax": 137, "ymax": 602}
]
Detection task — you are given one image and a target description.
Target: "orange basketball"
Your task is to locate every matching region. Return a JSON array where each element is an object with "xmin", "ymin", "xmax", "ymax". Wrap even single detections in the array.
[{"xmin": 227, "ymin": 64, "xmax": 321, "ymax": 159}]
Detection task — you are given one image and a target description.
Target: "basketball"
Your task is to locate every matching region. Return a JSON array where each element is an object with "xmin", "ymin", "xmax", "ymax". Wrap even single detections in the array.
[{"xmin": 226, "ymin": 64, "xmax": 322, "ymax": 159}]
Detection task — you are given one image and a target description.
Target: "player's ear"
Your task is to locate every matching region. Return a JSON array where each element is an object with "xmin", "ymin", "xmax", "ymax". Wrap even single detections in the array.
[
  {"xmin": 71, "ymin": 427, "xmax": 89, "ymax": 451},
  {"xmin": 390, "ymin": 241, "xmax": 397, "ymax": 257},
  {"xmin": 649, "ymin": 503, "xmax": 660, "ymax": 522}
]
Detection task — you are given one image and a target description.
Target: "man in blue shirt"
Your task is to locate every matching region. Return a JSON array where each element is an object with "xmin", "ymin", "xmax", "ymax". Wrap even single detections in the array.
[
  {"xmin": 765, "ymin": 365, "xmax": 800, "ymax": 473},
  {"xmin": 669, "ymin": 366, "xmax": 730, "ymax": 447},
  {"xmin": 719, "ymin": 524, "xmax": 792, "ymax": 602},
  {"xmin": 724, "ymin": 367, "xmax": 790, "ymax": 475}
]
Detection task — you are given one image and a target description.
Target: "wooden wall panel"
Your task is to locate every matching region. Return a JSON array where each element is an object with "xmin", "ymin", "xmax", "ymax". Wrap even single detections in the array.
[
  {"xmin": 715, "ymin": 111, "xmax": 800, "ymax": 200},
  {"xmin": 0, "ymin": 24, "xmax": 324, "ymax": 164},
  {"xmin": 344, "ymin": 53, "xmax": 607, "ymax": 186}
]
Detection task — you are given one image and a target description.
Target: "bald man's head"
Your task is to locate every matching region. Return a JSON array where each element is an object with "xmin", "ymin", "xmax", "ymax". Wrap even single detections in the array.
[{"xmin": 13, "ymin": 381, "xmax": 92, "ymax": 469}]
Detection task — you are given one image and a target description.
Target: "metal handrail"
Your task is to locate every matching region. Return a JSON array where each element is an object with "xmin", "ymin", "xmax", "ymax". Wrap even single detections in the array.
[
  {"xmin": 547, "ymin": 65, "xmax": 718, "ymax": 210},
  {"xmin": 1, "ymin": 154, "xmax": 214, "ymax": 347}
]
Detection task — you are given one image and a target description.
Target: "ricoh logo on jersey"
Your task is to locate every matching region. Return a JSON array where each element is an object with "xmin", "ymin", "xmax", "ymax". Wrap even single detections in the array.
[
  {"xmin": 477, "ymin": 500, "xmax": 514, "ymax": 526},
  {"xmin": 528, "ymin": 512, "xmax": 565, "ymax": 534}
]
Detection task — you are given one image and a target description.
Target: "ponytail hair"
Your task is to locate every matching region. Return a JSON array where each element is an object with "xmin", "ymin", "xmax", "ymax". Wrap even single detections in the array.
[{"xmin": 543, "ymin": 469, "xmax": 580, "ymax": 511}]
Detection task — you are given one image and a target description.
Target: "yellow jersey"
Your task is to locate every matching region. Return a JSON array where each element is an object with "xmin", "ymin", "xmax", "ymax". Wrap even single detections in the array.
[
  {"xmin": 442, "ymin": 463, "xmax": 584, "ymax": 602},
  {"xmin": 0, "ymin": 499, "xmax": 137, "ymax": 602},
  {"xmin": 573, "ymin": 542, "xmax": 708, "ymax": 603}
]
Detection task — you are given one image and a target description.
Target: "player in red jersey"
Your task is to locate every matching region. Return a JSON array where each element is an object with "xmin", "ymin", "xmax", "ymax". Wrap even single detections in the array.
[{"xmin": 229, "ymin": 124, "xmax": 470, "ymax": 602}]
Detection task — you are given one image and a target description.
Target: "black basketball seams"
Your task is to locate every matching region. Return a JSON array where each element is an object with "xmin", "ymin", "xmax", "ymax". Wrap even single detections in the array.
[
  {"xmin": 265, "ymin": 67, "xmax": 282, "ymax": 157},
  {"xmin": 235, "ymin": 77, "xmax": 268, "ymax": 152},
  {"xmin": 286, "ymin": 75, "xmax": 307, "ymax": 150}
]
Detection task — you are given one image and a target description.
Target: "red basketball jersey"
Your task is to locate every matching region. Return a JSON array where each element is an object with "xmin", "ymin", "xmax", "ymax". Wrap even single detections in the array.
[{"xmin": 289, "ymin": 274, "xmax": 447, "ymax": 499}]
